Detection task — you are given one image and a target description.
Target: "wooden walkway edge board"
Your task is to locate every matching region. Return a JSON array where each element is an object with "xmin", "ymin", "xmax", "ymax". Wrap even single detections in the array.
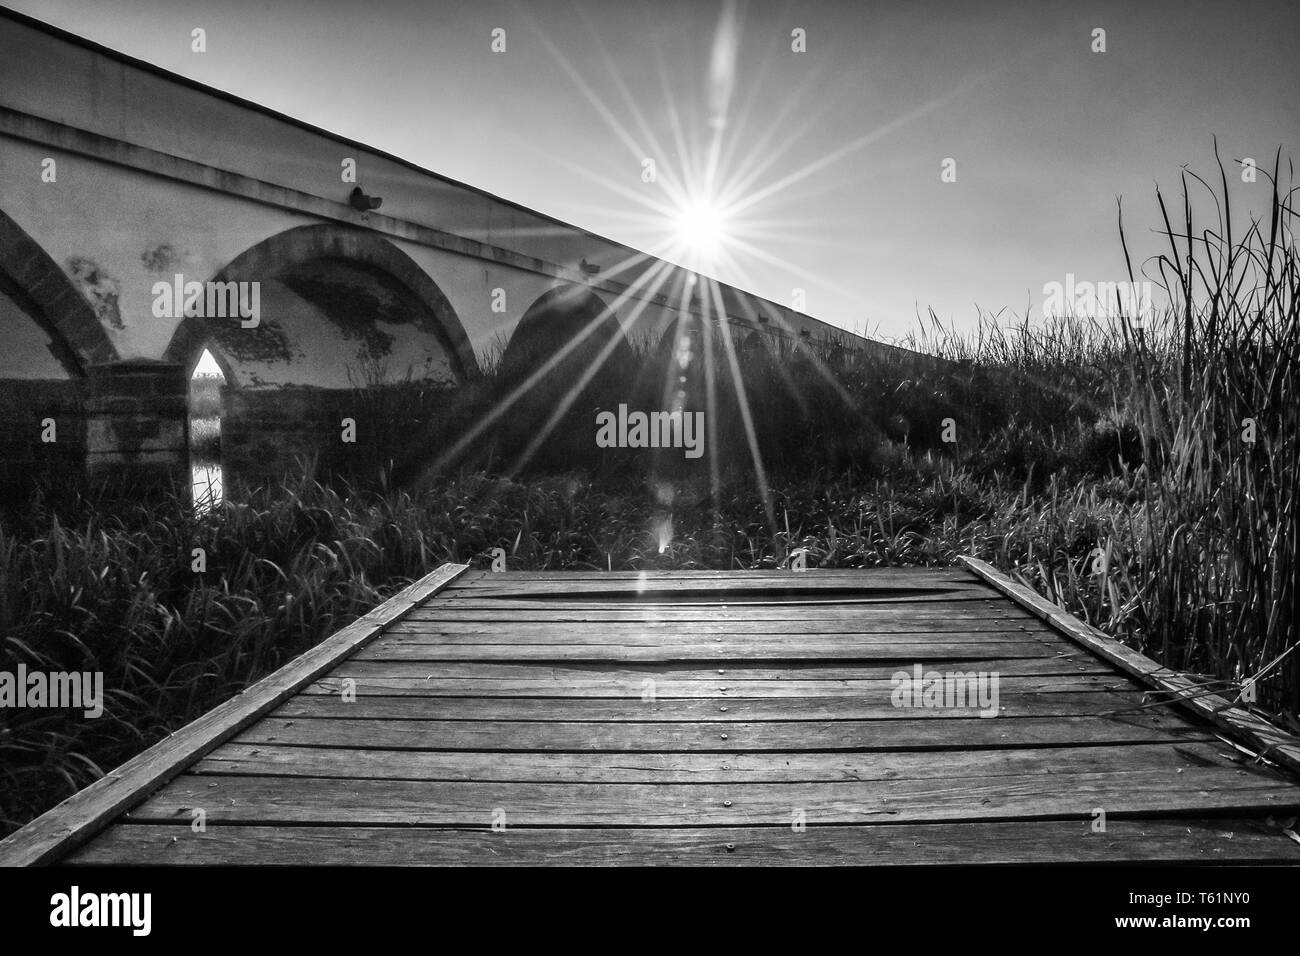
[
  {"xmin": 0, "ymin": 562, "xmax": 470, "ymax": 867},
  {"xmin": 959, "ymin": 556, "xmax": 1300, "ymax": 779}
]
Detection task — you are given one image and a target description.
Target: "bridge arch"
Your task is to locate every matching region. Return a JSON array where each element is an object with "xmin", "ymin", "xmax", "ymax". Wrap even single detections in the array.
[
  {"xmin": 161, "ymin": 224, "xmax": 476, "ymax": 488},
  {"xmin": 163, "ymin": 224, "xmax": 476, "ymax": 385},
  {"xmin": 494, "ymin": 283, "xmax": 636, "ymax": 472},
  {"xmin": 499, "ymin": 284, "xmax": 631, "ymax": 380}
]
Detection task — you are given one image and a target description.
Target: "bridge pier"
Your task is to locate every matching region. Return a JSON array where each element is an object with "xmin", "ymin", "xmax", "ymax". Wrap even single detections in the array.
[{"xmin": 85, "ymin": 360, "xmax": 189, "ymax": 495}]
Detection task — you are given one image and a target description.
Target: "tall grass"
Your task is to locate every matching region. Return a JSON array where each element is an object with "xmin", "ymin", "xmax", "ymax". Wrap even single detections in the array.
[
  {"xmin": 941, "ymin": 148, "xmax": 1299, "ymax": 721},
  {"xmin": 0, "ymin": 478, "xmax": 443, "ymax": 831}
]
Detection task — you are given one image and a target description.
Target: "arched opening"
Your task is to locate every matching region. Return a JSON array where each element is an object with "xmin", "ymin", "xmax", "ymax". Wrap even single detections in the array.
[
  {"xmin": 163, "ymin": 226, "xmax": 474, "ymax": 487},
  {"xmin": 500, "ymin": 285, "xmax": 631, "ymax": 381},
  {"xmin": 188, "ymin": 348, "xmax": 226, "ymax": 511},
  {"xmin": 494, "ymin": 285, "xmax": 635, "ymax": 472}
]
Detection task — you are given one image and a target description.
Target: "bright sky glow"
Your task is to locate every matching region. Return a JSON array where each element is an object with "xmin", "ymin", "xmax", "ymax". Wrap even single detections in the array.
[
  {"xmin": 673, "ymin": 198, "xmax": 728, "ymax": 264},
  {"xmin": 192, "ymin": 348, "xmax": 224, "ymax": 379}
]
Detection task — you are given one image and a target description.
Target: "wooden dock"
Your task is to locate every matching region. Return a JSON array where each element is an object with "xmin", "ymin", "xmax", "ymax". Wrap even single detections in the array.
[{"xmin": 4, "ymin": 560, "xmax": 1300, "ymax": 866}]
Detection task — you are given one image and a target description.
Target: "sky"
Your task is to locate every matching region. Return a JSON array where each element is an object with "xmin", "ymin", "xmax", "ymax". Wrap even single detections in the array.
[{"xmin": 8, "ymin": 0, "xmax": 1299, "ymax": 341}]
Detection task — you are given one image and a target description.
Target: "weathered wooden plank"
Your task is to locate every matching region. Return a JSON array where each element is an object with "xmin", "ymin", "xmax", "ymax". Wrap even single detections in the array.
[
  {"xmin": 349, "ymin": 640, "xmax": 1066, "ymax": 662},
  {"xmin": 403, "ymin": 606, "xmax": 1034, "ymax": 622},
  {"xmin": 446, "ymin": 576, "xmax": 996, "ymax": 592},
  {"xmin": 436, "ymin": 592, "xmax": 999, "ymax": 606},
  {"xmin": 326, "ymin": 656, "xmax": 1112, "ymax": 681},
  {"xmin": 388, "ymin": 618, "xmax": 1049, "ymax": 634},
  {"xmin": 960, "ymin": 557, "xmax": 1300, "ymax": 779},
  {"xmin": 121, "ymin": 769, "xmax": 1300, "ymax": 827},
  {"xmin": 233, "ymin": 713, "xmax": 1208, "ymax": 751},
  {"xmin": 65, "ymin": 817, "xmax": 1300, "ymax": 866},
  {"xmin": 452, "ymin": 569, "xmax": 972, "ymax": 582},
  {"xmin": 190, "ymin": 740, "xmax": 1248, "ymax": 784},
  {"xmin": 445, "ymin": 593, "xmax": 1000, "ymax": 606},
  {"xmin": 0, "ymin": 563, "xmax": 470, "ymax": 867},
  {"xmin": 303, "ymin": 673, "xmax": 1137, "ymax": 698},
  {"xmin": 380, "ymin": 627, "xmax": 1063, "ymax": 645},
  {"xmin": 271, "ymin": 690, "xmax": 1146, "ymax": 722}
]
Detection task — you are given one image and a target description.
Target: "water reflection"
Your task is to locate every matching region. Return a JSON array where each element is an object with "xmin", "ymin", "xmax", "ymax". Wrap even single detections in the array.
[
  {"xmin": 190, "ymin": 348, "xmax": 225, "ymax": 512},
  {"xmin": 192, "ymin": 463, "xmax": 223, "ymax": 513}
]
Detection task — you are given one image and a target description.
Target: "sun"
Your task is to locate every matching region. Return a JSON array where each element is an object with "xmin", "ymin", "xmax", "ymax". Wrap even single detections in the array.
[{"xmin": 674, "ymin": 197, "xmax": 728, "ymax": 263}]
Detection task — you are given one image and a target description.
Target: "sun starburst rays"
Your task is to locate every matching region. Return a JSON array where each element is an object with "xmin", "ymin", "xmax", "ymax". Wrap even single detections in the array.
[{"xmin": 429, "ymin": 1, "xmax": 929, "ymax": 536}]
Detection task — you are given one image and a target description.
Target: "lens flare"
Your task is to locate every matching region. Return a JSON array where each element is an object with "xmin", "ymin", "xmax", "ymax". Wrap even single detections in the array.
[{"xmin": 674, "ymin": 198, "xmax": 727, "ymax": 261}]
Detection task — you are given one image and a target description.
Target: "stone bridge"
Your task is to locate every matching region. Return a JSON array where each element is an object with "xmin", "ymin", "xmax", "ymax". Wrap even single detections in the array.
[{"xmin": 0, "ymin": 8, "xmax": 863, "ymax": 497}]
